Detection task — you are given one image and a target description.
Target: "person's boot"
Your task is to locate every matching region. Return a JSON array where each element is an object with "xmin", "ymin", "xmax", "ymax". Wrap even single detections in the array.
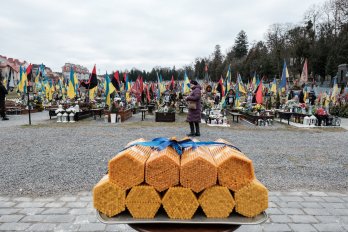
[
  {"xmin": 187, "ymin": 122, "xmax": 195, "ymax": 137},
  {"xmin": 194, "ymin": 122, "xmax": 200, "ymax": 136}
]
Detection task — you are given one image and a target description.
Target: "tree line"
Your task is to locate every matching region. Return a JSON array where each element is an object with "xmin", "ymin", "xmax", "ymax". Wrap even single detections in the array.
[{"xmin": 121, "ymin": 0, "xmax": 348, "ymax": 84}]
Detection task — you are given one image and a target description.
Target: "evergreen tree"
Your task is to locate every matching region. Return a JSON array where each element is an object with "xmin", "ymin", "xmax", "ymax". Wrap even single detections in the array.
[
  {"xmin": 233, "ymin": 30, "xmax": 249, "ymax": 59},
  {"xmin": 210, "ymin": 45, "xmax": 224, "ymax": 81}
]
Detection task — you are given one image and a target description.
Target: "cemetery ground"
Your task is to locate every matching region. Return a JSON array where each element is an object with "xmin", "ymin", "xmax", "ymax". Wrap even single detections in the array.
[{"xmin": 0, "ymin": 112, "xmax": 347, "ymax": 231}]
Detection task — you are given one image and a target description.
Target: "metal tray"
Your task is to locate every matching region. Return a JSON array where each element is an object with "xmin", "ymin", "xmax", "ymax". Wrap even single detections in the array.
[{"xmin": 97, "ymin": 210, "xmax": 268, "ymax": 225}]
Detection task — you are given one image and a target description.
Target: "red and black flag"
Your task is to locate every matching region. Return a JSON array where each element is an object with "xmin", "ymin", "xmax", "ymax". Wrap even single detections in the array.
[
  {"xmin": 170, "ymin": 75, "xmax": 175, "ymax": 90},
  {"xmin": 252, "ymin": 77, "xmax": 263, "ymax": 104},
  {"xmin": 26, "ymin": 64, "xmax": 33, "ymax": 83},
  {"xmin": 81, "ymin": 65, "xmax": 98, "ymax": 89},
  {"xmin": 111, "ymin": 71, "xmax": 120, "ymax": 91},
  {"xmin": 216, "ymin": 76, "xmax": 225, "ymax": 98}
]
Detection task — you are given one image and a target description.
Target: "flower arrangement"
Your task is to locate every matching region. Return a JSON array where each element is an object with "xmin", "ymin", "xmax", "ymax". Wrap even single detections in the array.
[
  {"xmin": 157, "ymin": 106, "xmax": 175, "ymax": 113},
  {"xmin": 315, "ymin": 107, "xmax": 327, "ymax": 116},
  {"xmin": 299, "ymin": 103, "xmax": 307, "ymax": 109},
  {"xmin": 202, "ymin": 100, "xmax": 213, "ymax": 110},
  {"xmin": 253, "ymin": 104, "xmax": 265, "ymax": 112},
  {"xmin": 110, "ymin": 101, "xmax": 124, "ymax": 114}
]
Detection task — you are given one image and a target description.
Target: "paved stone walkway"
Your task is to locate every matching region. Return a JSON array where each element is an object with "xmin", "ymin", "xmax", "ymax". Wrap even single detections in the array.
[{"xmin": 0, "ymin": 191, "xmax": 347, "ymax": 231}]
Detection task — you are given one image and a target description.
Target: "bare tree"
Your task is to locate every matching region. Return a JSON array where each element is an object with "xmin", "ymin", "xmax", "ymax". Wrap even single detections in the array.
[{"xmin": 304, "ymin": 4, "xmax": 322, "ymax": 36}]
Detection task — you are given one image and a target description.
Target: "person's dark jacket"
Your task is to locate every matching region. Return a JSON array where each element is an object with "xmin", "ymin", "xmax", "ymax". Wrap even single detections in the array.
[
  {"xmin": 186, "ymin": 84, "xmax": 202, "ymax": 123},
  {"xmin": 0, "ymin": 83, "xmax": 8, "ymax": 101}
]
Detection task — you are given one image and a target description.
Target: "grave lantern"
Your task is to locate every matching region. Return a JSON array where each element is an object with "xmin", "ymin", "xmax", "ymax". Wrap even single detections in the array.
[
  {"xmin": 309, "ymin": 115, "xmax": 317, "ymax": 126},
  {"xmin": 62, "ymin": 112, "xmax": 68, "ymax": 123},
  {"xmin": 303, "ymin": 116, "xmax": 310, "ymax": 125},
  {"xmin": 69, "ymin": 112, "xmax": 75, "ymax": 123},
  {"xmin": 57, "ymin": 112, "xmax": 62, "ymax": 123}
]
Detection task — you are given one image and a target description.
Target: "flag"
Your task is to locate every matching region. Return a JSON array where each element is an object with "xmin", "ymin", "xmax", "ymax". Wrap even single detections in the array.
[
  {"xmin": 157, "ymin": 72, "xmax": 162, "ymax": 98},
  {"xmin": 235, "ymin": 85, "xmax": 241, "ymax": 107},
  {"xmin": 124, "ymin": 73, "xmax": 130, "ymax": 91},
  {"xmin": 279, "ymin": 60, "xmax": 289, "ymax": 91},
  {"xmin": 111, "ymin": 71, "xmax": 120, "ymax": 91},
  {"xmin": 46, "ymin": 80, "xmax": 54, "ymax": 101},
  {"xmin": 81, "ymin": 65, "xmax": 98, "ymax": 89},
  {"xmin": 252, "ymin": 73, "xmax": 257, "ymax": 90},
  {"xmin": 18, "ymin": 65, "xmax": 29, "ymax": 93},
  {"xmin": 170, "ymin": 75, "xmax": 175, "ymax": 90},
  {"xmin": 89, "ymin": 86, "xmax": 96, "ymax": 100},
  {"xmin": 271, "ymin": 77, "xmax": 277, "ymax": 93},
  {"xmin": 255, "ymin": 80, "xmax": 263, "ymax": 104},
  {"xmin": 104, "ymin": 73, "xmax": 112, "ymax": 106},
  {"xmin": 331, "ymin": 77, "xmax": 339, "ymax": 102},
  {"xmin": 237, "ymin": 73, "xmax": 246, "ymax": 94},
  {"xmin": 74, "ymin": 72, "xmax": 79, "ymax": 94},
  {"xmin": 300, "ymin": 59, "xmax": 308, "ymax": 85},
  {"xmin": 34, "ymin": 68, "xmax": 41, "ymax": 86},
  {"xmin": 26, "ymin": 64, "xmax": 33, "ymax": 84},
  {"xmin": 183, "ymin": 72, "xmax": 190, "ymax": 94},
  {"xmin": 225, "ymin": 65, "xmax": 231, "ymax": 92},
  {"xmin": 67, "ymin": 66, "xmax": 76, "ymax": 99},
  {"xmin": 303, "ymin": 86, "xmax": 308, "ymax": 102},
  {"xmin": 216, "ymin": 76, "xmax": 225, "ymax": 97}
]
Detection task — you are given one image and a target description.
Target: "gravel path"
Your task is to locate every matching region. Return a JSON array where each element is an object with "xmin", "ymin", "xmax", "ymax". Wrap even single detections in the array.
[{"xmin": 0, "ymin": 112, "xmax": 347, "ymax": 196}]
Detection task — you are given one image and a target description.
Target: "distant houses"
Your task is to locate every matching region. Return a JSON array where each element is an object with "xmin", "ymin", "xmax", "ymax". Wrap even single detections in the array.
[
  {"xmin": 0, "ymin": 55, "xmax": 28, "ymax": 84},
  {"xmin": 62, "ymin": 63, "xmax": 89, "ymax": 80}
]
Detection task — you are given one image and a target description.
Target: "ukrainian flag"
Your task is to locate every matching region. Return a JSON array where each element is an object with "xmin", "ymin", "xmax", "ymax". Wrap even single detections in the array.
[
  {"xmin": 67, "ymin": 67, "xmax": 76, "ymax": 99},
  {"xmin": 183, "ymin": 72, "xmax": 190, "ymax": 94}
]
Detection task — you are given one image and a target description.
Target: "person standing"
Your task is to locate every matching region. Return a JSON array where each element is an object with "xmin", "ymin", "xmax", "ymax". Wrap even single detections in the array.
[
  {"xmin": 186, "ymin": 80, "xmax": 201, "ymax": 136},
  {"xmin": 0, "ymin": 79, "xmax": 9, "ymax": 120},
  {"xmin": 225, "ymin": 89, "xmax": 235, "ymax": 109}
]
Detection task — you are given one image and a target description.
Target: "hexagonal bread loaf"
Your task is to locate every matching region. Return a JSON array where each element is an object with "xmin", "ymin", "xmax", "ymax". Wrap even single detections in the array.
[
  {"xmin": 235, "ymin": 179, "xmax": 268, "ymax": 217},
  {"xmin": 162, "ymin": 187, "xmax": 199, "ymax": 219},
  {"xmin": 198, "ymin": 185, "xmax": 235, "ymax": 218},
  {"xmin": 180, "ymin": 147, "xmax": 217, "ymax": 193},
  {"xmin": 145, "ymin": 147, "xmax": 180, "ymax": 192},
  {"xmin": 109, "ymin": 138, "xmax": 152, "ymax": 190},
  {"xmin": 93, "ymin": 175, "xmax": 126, "ymax": 217},
  {"xmin": 126, "ymin": 185, "xmax": 161, "ymax": 219},
  {"xmin": 209, "ymin": 139, "xmax": 255, "ymax": 191}
]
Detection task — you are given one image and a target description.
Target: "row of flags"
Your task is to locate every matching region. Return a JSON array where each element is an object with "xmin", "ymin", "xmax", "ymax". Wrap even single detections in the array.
[{"xmin": 3, "ymin": 59, "xmax": 347, "ymax": 107}]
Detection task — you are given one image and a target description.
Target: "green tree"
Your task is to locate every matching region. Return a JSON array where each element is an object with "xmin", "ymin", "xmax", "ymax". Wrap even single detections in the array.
[
  {"xmin": 233, "ymin": 30, "xmax": 249, "ymax": 59},
  {"xmin": 209, "ymin": 45, "xmax": 224, "ymax": 81}
]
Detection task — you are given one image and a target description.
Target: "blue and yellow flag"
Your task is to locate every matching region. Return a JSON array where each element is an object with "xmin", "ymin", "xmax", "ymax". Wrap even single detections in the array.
[
  {"xmin": 225, "ymin": 65, "xmax": 231, "ymax": 92},
  {"xmin": 271, "ymin": 77, "xmax": 277, "ymax": 93},
  {"xmin": 67, "ymin": 67, "xmax": 76, "ymax": 99},
  {"xmin": 183, "ymin": 72, "xmax": 190, "ymax": 94},
  {"xmin": 104, "ymin": 73, "xmax": 115, "ymax": 106},
  {"xmin": 279, "ymin": 60, "xmax": 289, "ymax": 92},
  {"xmin": 237, "ymin": 73, "xmax": 246, "ymax": 94}
]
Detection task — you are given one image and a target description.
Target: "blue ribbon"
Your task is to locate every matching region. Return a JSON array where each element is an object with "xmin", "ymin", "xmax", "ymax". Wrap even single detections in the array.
[{"xmin": 123, "ymin": 137, "xmax": 241, "ymax": 155}]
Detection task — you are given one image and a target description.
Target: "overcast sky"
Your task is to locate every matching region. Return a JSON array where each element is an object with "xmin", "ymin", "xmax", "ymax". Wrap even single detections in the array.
[{"xmin": 0, "ymin": 0, "xmax": 326, "ymax": 73}]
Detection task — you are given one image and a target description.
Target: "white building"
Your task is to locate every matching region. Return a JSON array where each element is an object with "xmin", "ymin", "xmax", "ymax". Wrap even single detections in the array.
[{"xmin": 62, "ymin": 63, "xmax": 90, "ymax": 81}]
